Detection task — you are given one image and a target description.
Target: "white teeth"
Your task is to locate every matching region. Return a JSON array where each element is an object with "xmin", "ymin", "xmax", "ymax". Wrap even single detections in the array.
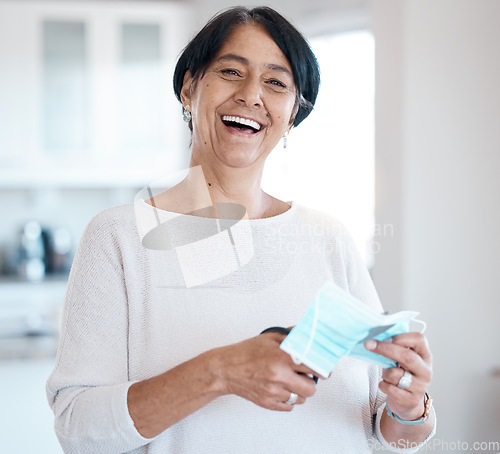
[{"xmin": 222, "ymin": 115, "xmax": 261, "ymax": 131}]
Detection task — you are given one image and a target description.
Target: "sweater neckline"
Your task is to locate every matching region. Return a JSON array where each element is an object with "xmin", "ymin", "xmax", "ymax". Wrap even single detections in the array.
[{"xmin": 139, "ymin": 199, "xmax": 296, "ymax": 223}]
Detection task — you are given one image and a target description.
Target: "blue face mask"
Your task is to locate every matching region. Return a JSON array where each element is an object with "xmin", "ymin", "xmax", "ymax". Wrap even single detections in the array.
[{"xmin": 280, "ymin": 280, "xmax": 426, "ymax": 378}]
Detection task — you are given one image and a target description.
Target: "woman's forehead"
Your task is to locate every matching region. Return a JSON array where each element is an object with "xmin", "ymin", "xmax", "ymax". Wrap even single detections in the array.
[{"xmin": 213, "ymin": 24, "xmax": 292, "ymax": 73}]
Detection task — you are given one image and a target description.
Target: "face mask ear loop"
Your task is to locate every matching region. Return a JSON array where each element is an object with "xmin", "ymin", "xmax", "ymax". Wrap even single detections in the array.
[
  {"xmin": 412, "ymin": 318, "xmax": 427, "ymax": 334},
  {"xmin": 291, "ymin": 293, "xmax": 320, "ymax": 365}
]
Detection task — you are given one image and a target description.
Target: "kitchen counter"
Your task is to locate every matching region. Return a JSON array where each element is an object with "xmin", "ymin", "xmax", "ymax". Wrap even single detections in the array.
[
  {"xmin": 0, "ymin": 334, "xmax": 59, "ymax": 360},
  {"xmin": 0, "ymin": 278, "xmax": 65, "ymax": 451}
]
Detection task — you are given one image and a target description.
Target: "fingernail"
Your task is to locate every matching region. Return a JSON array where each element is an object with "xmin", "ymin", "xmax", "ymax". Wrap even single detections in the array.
[{"xmin": 365, "ymin": 339, "xmax": 377, "ymax": 351}]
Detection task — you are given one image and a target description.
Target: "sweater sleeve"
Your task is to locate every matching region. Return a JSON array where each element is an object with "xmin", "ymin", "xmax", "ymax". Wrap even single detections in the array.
[
  {"xmin": 46, "ymin": 209, "xmax": 155, "ymax": 453},
  {"xmin": 339, "ymin": 225, "xmax": 436, "ymax": 452}
]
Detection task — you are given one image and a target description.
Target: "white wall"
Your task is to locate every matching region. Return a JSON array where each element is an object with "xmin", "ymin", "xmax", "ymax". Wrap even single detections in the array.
[
  {"xmin": 372, "ymin": 0, "xmax": 500, "ymax": 445},
  {"xmin": 188, "ymin": 0, "xmax": 370, "ymax": 37}
]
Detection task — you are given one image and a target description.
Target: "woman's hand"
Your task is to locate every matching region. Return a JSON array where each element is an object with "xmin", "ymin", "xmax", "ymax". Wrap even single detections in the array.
[
  {"xmin": 210, "ymin": 332, "xmax": 317, "ymax": 411},
  {"xmin": 365, "ymin": 332, "xmax": 433, "ymax": 421}
]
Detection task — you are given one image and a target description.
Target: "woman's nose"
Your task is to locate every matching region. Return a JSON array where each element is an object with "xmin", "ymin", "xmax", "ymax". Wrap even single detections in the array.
[{"xmin": 234, "ymin": 77, "xmax": 263, "ymax": 108}]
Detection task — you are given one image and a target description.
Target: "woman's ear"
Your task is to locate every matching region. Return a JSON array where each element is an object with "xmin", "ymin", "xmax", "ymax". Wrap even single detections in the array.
[
  {"xmin": 180, "ymin": 71, "xmax": 194, "ymax": 106},
  {"xmin": 288, "ymin": 96, "xmax": 300, "ymax": 127}
]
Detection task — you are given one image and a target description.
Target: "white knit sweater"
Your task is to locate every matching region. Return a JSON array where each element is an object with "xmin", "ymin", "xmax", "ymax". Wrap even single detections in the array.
[{"xmin": 46, "ymin": 201, "xmax": 435, "ymax": 454}]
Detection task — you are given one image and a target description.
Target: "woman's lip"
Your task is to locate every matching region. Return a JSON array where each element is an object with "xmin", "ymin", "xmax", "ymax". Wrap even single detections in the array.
[
  {"xmin": 220, "ymin": 114, "xmax": 264, "ymax": 131},
  {"xmin": 220, "ymin": 116, "xmax": 265, "ymax": 137}
]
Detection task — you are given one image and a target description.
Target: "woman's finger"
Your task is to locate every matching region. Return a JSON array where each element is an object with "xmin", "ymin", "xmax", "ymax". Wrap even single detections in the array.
[
  {"xmin": 379, "ymin": 381, "xmax": 425, "ymax": 415},
  {"xmin": 365, "ymin": 339, "xmax": 431, "ymax": 382},
  {"xmin": 381, "ymin": 366, "xmax": 428, "ymax": 396},
  {"xmin": 281, "ymin": 368, "xmax": 317, "ymax": 398},
  {"xmin": 381, "ymin": 366, "xmax": 407, "ymax": 386},
  {"xmin": 281, "ymin": 390, "xmax": 307, "ymax": 406},
  {"xmin": 390, "ymin": 332, "xmax": 433, "ymax": 364},
  {"xmin": 290, "ymin": 362, "xmax": 322, "ymax": 379}
]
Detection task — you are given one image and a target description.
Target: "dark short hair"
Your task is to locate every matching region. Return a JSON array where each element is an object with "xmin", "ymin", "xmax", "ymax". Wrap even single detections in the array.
[{"xmin": 173, "ymin": 6, "xmax": 320, "ymax": 128}]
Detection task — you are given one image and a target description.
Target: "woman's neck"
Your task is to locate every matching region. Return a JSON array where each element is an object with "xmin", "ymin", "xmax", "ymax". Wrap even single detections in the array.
[{"xmin": 188, "ymin": 157, "xmax": 272, "ymax": 220}]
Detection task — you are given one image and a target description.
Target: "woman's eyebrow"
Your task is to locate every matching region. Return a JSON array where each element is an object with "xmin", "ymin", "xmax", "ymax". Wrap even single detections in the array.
[
  {"xmin": 216, "ymin": 54, "xmax": 293, "ymax": 78},
  {"xmin": 216, "ymin": 53, "xmax": 248, "ymax": 65}
]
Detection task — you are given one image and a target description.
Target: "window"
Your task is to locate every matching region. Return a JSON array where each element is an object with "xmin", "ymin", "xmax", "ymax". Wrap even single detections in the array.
[{"xmin": 262, "ymin": 31, "xmax": 375, "ymax": 265}]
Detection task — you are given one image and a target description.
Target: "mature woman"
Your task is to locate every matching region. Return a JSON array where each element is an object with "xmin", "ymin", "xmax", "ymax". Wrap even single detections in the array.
[{"xmin": 47, "ymin": 7, "xmax": 436, "ymax": 453}]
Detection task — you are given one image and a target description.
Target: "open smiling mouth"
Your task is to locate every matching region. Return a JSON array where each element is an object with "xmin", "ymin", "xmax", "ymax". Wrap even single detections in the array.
[{"xmin": 221, "ymin": 115, "xmax": 263, "ymax": 134}]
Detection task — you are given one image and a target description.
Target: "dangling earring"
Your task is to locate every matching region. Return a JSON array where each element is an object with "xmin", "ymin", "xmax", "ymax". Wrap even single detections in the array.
[
  {"xmin": 283, "ymin": 130, "xmax": 289, "ymax": 149},
  {"xmin": 182, "ymin": 105, "xmax": 191, "ymax": 123}
]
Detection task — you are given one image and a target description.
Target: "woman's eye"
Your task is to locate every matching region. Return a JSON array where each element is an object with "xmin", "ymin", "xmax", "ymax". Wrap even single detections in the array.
[
  {"xmin": 267, "ymin": 79, "xmax": 286, "ymax": 89},
  {"xmin": 221, "ymin": 69, "xmax": 240, "ymax": 77}
]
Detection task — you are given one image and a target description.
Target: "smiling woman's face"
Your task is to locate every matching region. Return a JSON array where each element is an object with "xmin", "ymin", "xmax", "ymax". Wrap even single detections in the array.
[{"xmin": 181, "ymin": 24, "xmax": 297, "ymax": 169}]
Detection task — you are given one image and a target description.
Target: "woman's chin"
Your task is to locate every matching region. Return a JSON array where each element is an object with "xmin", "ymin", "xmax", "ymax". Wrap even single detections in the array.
[{"xmin": 216, "ymin": 150, "xmax": 265, "ymax": 169}]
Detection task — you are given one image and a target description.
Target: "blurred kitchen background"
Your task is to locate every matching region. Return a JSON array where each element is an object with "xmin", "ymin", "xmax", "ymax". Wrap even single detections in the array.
[{"xmin": 0, "ymin": 0, "xmax": 499, "ymax": 452}]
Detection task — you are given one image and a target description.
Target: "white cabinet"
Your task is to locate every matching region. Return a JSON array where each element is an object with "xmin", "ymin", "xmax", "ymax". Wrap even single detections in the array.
[{"xmin": 0, "ymin": 1, "xmax": 193, "ymax": 188}]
